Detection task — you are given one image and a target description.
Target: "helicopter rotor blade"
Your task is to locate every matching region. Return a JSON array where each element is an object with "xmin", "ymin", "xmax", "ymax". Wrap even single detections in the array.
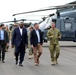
[
  {"xmin": 0, "ymin": 21, "xmax": 15, "ymax": 24},
  {"xmin": 13, "ymin": 8, "xmax": 56, "ymax": 16},
  {"xmin": 13, "ymin": 4, "xmax": 76, "ymax": 16},
  {"xmin": 0, "ymin": 19, "xmax": 41, "ymax": 24}
]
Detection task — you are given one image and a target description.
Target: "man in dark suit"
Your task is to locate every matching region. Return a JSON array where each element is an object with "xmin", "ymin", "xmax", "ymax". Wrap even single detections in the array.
[
  {"xmin": 12, "ymin": 22, "xmax": 28, "ymax": 67},
  {"xmin": 0, "ymin": 24, "xmax": 9, "ymax": 63},
  {"xmin": 31, "ymin": 23, "xmax": 43, "ymax": 66}
]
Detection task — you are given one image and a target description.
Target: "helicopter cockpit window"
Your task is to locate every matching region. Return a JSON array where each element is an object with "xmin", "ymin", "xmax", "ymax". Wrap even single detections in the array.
[{"xmin": 65, "ymin": 23, "xmax": 72, "ymax": 30}]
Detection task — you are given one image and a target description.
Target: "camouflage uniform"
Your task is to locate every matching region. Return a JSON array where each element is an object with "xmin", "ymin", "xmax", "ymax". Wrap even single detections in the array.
[
  {"xmin": 27, "ymin": 31, "xmax": 33, "ymax": 56},
  {"xmin": 47, "ymin": 28, "xmax": 61, "ymax": 64},
  {"xmin": 9, "ymin": 30, "xmax": 12, "ymax": 40}
]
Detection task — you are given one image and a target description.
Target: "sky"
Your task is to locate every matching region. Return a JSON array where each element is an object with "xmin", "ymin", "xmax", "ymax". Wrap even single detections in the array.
[{"xmin": 0, "ymin": 0, "xmax": 75, "ymax": 24}]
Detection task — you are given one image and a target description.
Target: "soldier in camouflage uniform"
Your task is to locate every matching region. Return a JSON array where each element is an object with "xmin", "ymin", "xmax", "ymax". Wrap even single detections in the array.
[
  {"xmin": 47, "ymin": 22, "xmax": 61, "ymax": 65},
  {"xmin": 27, "ymin": 26, "xmax": 33, "ymax": 59}
]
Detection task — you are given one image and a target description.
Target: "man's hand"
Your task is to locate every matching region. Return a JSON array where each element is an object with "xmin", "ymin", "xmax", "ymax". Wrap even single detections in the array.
[
  {"xmin": 12, "ymin": 45, "xmax": 14, "ymax": 48},
  {"xmin": 31, "ymin": 45, "xmax": 33, "ymax": 48},
  {"xmin": 50, "ymin": 35, "xmax": 53, "ymax": 38},
  {"xmin": 26, "ymin": 45, "xmax": 28, "ymax": 48},
  {"xmin": 6, "ymin": 43, "xmax": 9, "ymax": 47},
  {"xmin": 41, "ymin": 43, "xmax": 43, "ymax": 46},
  {"xmin": 58, "ymin": 36, "xmax": 61, "ymax": 39},
  {"xmin": 6, "ymin": 43, "xmax": 9, "ymax": 49}
]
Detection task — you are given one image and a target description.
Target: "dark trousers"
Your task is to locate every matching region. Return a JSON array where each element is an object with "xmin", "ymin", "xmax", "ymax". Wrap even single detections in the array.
[
  {"xmin": 0, "ymin": 40, "xmax": 6, "ymax": 61},
  {"xmin": 15, "ymin": 42, "xmax": 25, "ymax": 64}
]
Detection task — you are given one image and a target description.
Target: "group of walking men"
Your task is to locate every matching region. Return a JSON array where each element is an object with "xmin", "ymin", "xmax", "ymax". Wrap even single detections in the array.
[{"xmin": 0, "ymin": 21, "xmax": 61, "ymax": 67}]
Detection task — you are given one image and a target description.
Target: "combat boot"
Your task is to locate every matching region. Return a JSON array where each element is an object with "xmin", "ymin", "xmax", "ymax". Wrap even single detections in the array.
[
  {"xmin": 51, "ymin": 61, "xmax": 55, "ymax": 66},
  {"xmin": 54, "ymin": 57, "xmax": 58, "ymax": 64}
]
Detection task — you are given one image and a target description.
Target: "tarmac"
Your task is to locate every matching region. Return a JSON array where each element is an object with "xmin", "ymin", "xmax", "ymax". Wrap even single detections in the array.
[{"xmin": 0, "ymin": 41, "xmax": 76, "ymax": 75}]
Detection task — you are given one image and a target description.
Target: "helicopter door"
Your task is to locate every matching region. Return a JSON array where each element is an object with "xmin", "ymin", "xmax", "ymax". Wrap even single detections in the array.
[
  {"xmin": 56, "ymin": 18, "xmax": 75, "ymax": 41},
  {"xmin": 64, "ymin": 19, "xmax": 73, "ymax": 37}
]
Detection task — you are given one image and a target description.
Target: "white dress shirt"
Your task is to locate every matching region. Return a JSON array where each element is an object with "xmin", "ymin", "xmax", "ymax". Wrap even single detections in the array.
[
  {"xmin": 19, "ymin": 27, "xmax": 22, "ymax": 36},
  {"xmin": 35, "ymin": 30, "xmax": 40, "ymax": 42}
]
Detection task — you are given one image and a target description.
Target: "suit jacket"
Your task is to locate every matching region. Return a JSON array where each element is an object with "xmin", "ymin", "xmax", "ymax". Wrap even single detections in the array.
[
  {"xmin": 12, "ymin": 27, "xmax": 28, "ymax": 47},
  {"xmin": 4, "ymin": 30, "xmax": 9, "ymax": 45},
  {"xmin": 31, "ymin": 29, "xmax": 43, "ymax": 47}
]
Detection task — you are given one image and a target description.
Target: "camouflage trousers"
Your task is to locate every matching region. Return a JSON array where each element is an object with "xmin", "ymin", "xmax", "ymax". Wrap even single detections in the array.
[
  {"xmin": 49, "ymin": 44, "xmax": 60, "ymax": 62},
  {"xmin": 28, "ymin": 46, "xmax": 33, "ymax": 55}
]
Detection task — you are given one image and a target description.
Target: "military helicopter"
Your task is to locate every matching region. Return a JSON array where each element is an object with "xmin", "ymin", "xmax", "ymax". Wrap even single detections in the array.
[{"xmin": 12, "ymin": 1, "xmax": 76, "ymax": 42}]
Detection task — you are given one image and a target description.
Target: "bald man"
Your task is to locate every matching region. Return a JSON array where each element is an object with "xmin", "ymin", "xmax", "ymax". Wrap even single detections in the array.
[{"xmin": 12, "ymin": 22, "xmax": 28, "ymax": 67}]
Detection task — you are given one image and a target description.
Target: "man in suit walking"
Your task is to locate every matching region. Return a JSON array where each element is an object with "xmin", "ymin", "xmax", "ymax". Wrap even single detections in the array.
[
  {"xmin": 12, "ymin": 22, "xmax": 28, "ymax": 67},
  {"xmin": 31, "ymin": 23, "xmax": 43, "ymax": 66},
  {"xmin": 0, "ymin": 24, "xmax": 9, "ymax": 63}
]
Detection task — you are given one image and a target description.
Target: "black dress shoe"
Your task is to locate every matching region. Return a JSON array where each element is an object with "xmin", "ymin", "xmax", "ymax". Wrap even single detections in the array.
[
  {"xmin": 16, "ymin": 61, "xmax": 18, "ymax": 65},
  {"xmin": 2, "ymin": 61, "xmax": 5, "ymax": 63},
  {"xmin": 19, "ymin": 64, "xmax": 23, "ymax": 67}
]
